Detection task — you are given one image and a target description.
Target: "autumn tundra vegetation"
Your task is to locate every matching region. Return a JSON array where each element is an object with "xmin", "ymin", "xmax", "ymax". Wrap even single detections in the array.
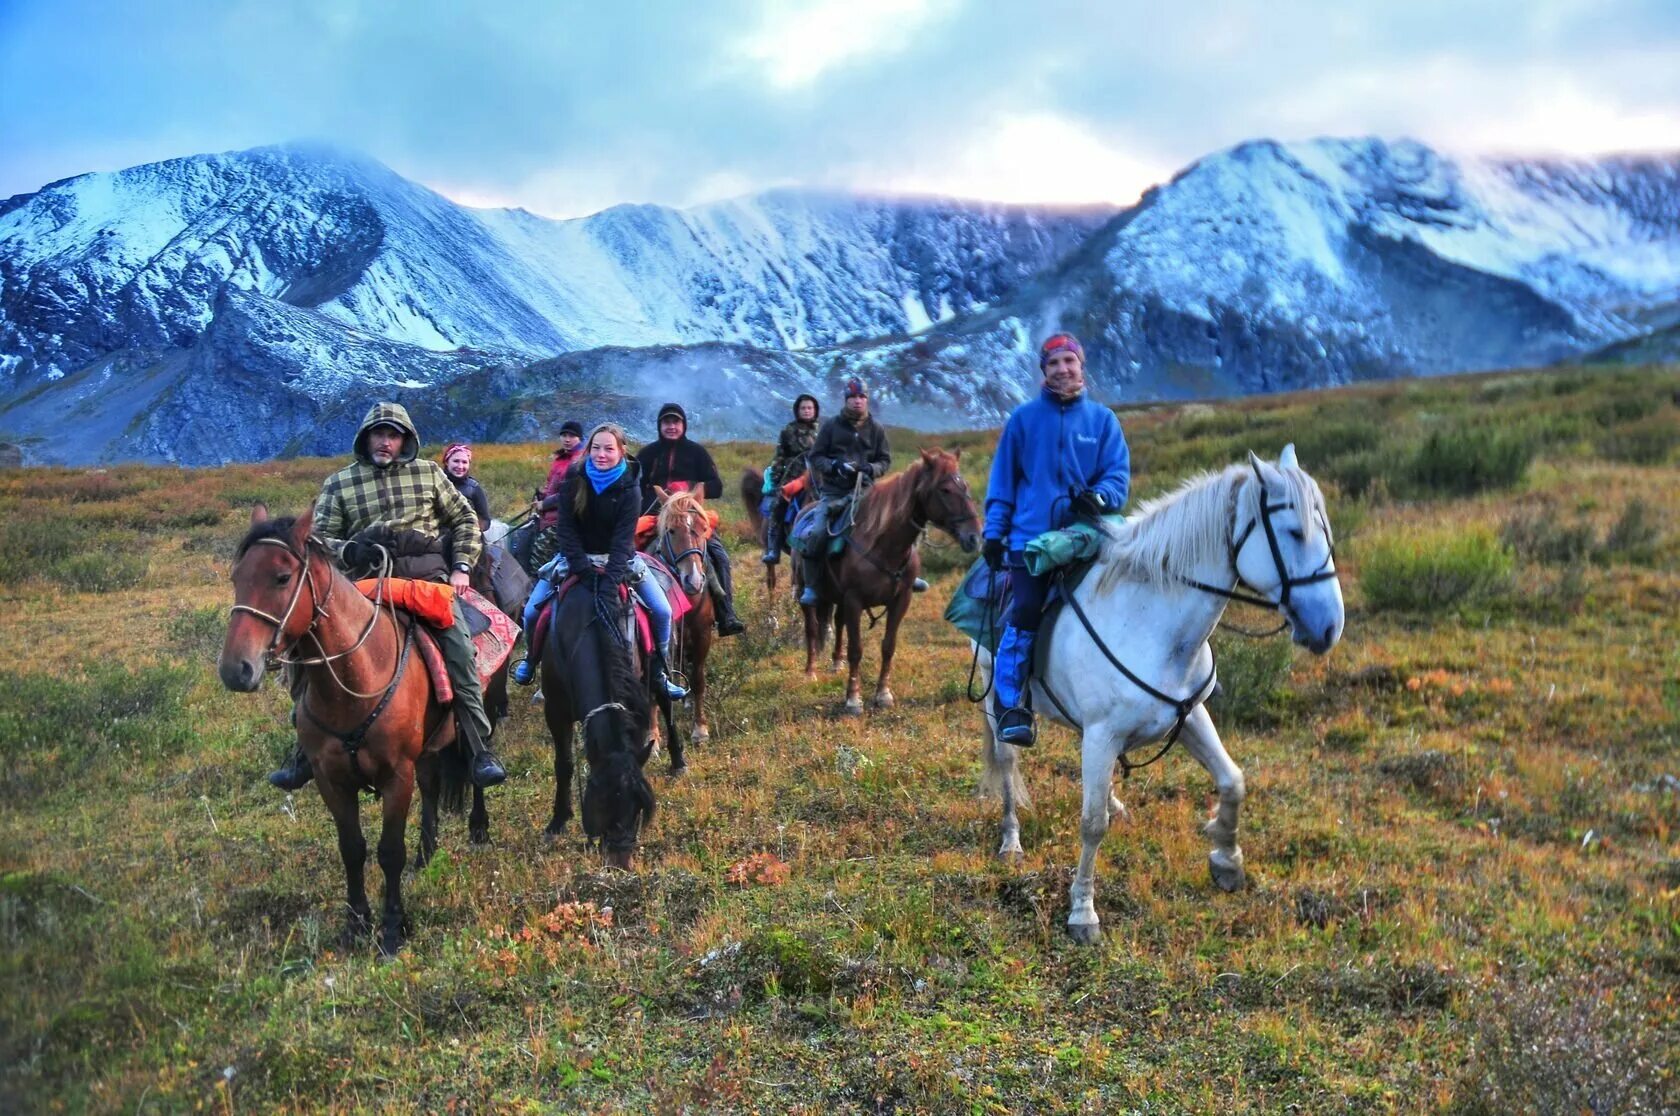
[{"xmin": 1, "ymin": 364, "xmax": 1677, "ymax": 1112}]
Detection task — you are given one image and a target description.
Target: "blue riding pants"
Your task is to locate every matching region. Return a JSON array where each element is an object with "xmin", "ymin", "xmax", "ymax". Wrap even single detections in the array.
[
  {"xmin": 1007, "ymin": 551, "xmax": 1050, "ymax": 631},
  {"xmin": 521, "ymin": 555, "xmax": 672, "ymax": 647}
]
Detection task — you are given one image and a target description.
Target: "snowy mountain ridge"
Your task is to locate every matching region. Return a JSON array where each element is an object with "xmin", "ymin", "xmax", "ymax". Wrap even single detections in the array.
[{"xmin": 1, "ymin": 137, "xmax": 1676, "ymax": 464}]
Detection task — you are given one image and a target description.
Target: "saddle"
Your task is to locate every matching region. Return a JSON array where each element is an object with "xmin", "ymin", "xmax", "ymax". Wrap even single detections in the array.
[
  {"xmin": 353, "ymin": 581, "xmax": 519, "ymax": 703},
  {"xmin": 943, "ymin": 556, "xmax": 1098, "ymax": 666},
  {"xmin": 791, "ymin": 493, "xmax": 858, "ymax": 558}
]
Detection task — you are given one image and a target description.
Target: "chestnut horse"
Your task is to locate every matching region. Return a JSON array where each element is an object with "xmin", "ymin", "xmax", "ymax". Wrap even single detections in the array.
[
  {"xmin": 796, "ymin": 449, "xmax": 982, "ymax": 713},
  {"xmin": 219, "ymin": 507, "xmax": 491, "ymax": 956},
  {"xmin": 653, "ymin": 489, "xmax": 716, "ymax": 745}
]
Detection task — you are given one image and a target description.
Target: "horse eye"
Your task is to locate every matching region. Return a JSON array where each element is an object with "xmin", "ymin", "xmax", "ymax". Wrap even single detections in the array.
[
  {"xmin": 1289, "ymin": 528, "xmax": 1305, "ymax": 543},
  {"xmin": 276, "ymin": 571, "xmax": 293, "ymax": 585}
]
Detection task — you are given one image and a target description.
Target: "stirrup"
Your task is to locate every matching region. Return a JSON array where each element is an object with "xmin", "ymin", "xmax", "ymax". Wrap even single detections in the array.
[
  {"xmin": 761, "ymin": 548, "xmax": 780, "ymax": 564},
  {"xmin": 996, "ymin": 705, "xmax": 1036, "ymax": 747},
  {"xmin": 911, "ymin": 577, "xmax": 929, "ymax": 593},
  {"xmin": 512, "ymin": 658, "xmax": 537, "ymax": 685}
]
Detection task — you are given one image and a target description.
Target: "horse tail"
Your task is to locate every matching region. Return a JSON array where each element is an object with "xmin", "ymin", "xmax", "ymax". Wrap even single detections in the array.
[
  {"xmin": 973, "ymin": 643, "xmax": 1032, "ymax": 808},
  {"xmin": 438, "ymin": 735, "xmax": 471, "ymax": 815},
  {"xmin": 741, "ymin": 468, "xmax": 765, "ymax": 534}
]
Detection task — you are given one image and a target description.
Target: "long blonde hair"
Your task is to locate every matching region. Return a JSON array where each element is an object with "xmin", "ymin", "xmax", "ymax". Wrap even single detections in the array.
[{"xmin": 573, "ymin": 423, "xmax": 630, "ymax": 516}]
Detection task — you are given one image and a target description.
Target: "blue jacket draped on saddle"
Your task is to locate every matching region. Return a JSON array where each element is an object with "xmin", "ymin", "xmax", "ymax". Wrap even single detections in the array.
[{"xmin": 984, "ymin": 387, "xmax": 1130, "ymax": 552}]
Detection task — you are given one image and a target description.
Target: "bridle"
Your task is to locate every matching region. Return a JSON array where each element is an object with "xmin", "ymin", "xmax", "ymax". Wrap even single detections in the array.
[
  {"xmin": 655, "ymin": 502, "xmax": 708, "ymax": 591},
  {"xmin": 228, "ymin": 535, "xmax": 397, "ymax": 699},
  {"xmin": 1181, "ymin": 460, "xmax": 1337, "ymax": 621}
]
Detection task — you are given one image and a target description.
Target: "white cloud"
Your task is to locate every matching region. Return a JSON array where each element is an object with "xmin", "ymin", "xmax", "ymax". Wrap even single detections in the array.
[
  {"xmin": 736, "ymin": 0, "xmax": 959, "ymax": 90},
  {"xmin": 870, "ymin": 111, "xmax": 1174, "ymax": 206}
]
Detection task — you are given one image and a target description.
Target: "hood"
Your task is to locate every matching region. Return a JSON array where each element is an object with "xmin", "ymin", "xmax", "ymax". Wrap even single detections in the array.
[
  {"xmin": 353, "ymin": 402, "xmax": 420, "ymax": 465},
  {"xmin": 656, "ymin": 401, "xmax": 688, "ymax": 439},
  {"xmin": 793, "ymin": 394, "xmax": 820, "ymax": 423}
]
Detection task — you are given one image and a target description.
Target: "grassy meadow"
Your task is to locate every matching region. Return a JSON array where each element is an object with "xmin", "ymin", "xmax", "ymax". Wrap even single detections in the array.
[{"xmin": 2, "ymin": 364, "xmax": 1678, "ymax": 1113}]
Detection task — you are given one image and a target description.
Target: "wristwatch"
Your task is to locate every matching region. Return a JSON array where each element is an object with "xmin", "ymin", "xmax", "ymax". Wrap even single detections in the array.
[{"xmin": 452, "ymin": 562, "xmax": 471, "ymax": 574}]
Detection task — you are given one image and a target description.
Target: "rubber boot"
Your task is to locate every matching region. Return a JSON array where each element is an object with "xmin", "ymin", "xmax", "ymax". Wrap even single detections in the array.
[
  {"xmin": 762, "ymin": 503, "xmax": 784, "ymax": 564},
  {"xmin": 799, "ymin": 554, "xmax": 823, "ymax": 606},
  {"xmin": 707, "ymin": 536, "xmax": 746, "ymax": 636},
  {"xmin": 268, "ymin": 742, "xmax": 313, "ymax": 791},
  {"xmin": 653, "ymin": 643, "xmax": 688, "ymax": 700},
  {"xmin": 991, "ymin": 626, "xmax": 1037, "ymax": 747},
  {"xmin": 911, "ymin": 577, "xmax": 929, "ymax": 593}
]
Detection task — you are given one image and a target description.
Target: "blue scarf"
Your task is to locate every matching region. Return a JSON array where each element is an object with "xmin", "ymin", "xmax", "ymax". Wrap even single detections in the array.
[{"xmin": 585, "ymin": 457, "xmax": 627, "ymax": 493}]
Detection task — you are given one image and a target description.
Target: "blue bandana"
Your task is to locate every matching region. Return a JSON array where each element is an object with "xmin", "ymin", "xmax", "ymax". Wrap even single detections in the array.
[{"xmin": 585, "ymin": 457, "xmax": 627, "ymax": 493}]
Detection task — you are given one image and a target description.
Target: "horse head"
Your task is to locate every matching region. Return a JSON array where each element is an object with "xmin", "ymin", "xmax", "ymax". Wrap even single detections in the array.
[
  {"xmin": 913, "ymin": 448, "xmax": 982, "ymax": 554},
  {"xmin": 220, "ymin": 505, "xmax": 328, "ymax": 691},
  {"xmin": 1236, "ymin": 445, "xmax": 1344, "ymax": 654},
  {"xmin": 580, "ymin": 703, "xmax": 657, "ymax": 871},
  {"xmin": 656, "ymin": 490, "xmax": 710, "ymax": 597}
]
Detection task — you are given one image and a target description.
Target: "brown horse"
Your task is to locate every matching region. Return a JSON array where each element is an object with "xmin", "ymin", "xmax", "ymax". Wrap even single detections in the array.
[
  {"xmin": 219, "ymin": 507, "xmax": 492, "ymax": 956},
  {"xmin": 653, "ymin": 489, "xmax": 717, "ymax": 745},
  {"xmin": 795, "ymin": 449, "xmax": 982, "ymax": 713}
]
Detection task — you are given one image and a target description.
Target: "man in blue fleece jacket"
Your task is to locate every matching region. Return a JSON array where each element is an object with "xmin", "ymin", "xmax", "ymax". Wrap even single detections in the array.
[{"xmin": 982, "ymin": 333, "xmax": 1130, "ymax": 746}]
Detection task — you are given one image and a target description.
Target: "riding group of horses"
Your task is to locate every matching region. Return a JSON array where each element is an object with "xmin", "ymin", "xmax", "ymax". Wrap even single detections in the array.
[{"xmin": 220, "ymin": 443, "xmax": 1342, "ymax": 952}]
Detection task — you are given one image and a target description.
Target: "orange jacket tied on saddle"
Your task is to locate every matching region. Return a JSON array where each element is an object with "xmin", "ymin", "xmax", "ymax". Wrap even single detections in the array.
[{"xmin": 355, "ymin": 578, "xmax": 455, "ymax": 629}]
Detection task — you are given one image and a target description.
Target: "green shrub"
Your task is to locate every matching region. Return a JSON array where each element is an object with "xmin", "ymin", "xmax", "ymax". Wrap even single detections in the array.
[
  {"xmin": 0, "ymin": 512, "xmax": 77, "ymax": 583},
  {"xmin": 1320, "ymin": 449, "xmax": 1387, "ymax": 500},
  {"xmin": 168, "ymin": 606, "xmax": 228, "ymax": 664},
  {"xmin": 0, "ymin": 664, "xmax": 195, "ymax": 789},
  {"xmin": 1403, "ymin": 428, "xmax": 1533, "ymax": 496},
  {"xmin": 1360, "ymin": 527, "xmax": 1513, "ymax": 613},
  {"xmin": 1500, "ymin": 508, "xmax": 1595, "ymax": 565},
  {"xmin": 1599, "ymin": 499, "xmax": 1662, "ymax": 564},
  {"xmin": 1594, "ymin": 415, "xmax": 1679, "ymax": 465},
  {"xmin": 49, "ymin": 550, "xmax": 148, "ymax": 593},
  {"xmin": 1206, "ymin": 633, "xmax": 1295, "ymax": 727}
]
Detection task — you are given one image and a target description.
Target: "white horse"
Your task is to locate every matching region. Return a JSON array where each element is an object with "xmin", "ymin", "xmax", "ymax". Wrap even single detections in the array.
[{"xmin": 975, "ymin": 446, "xmax": 1345, "ymax": 944}]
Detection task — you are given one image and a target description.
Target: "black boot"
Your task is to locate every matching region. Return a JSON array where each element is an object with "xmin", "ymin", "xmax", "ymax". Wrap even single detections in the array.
[
  {"xmin": 458, "ymin": 716, "xmax": 507, "ymax": 788},
  {"xmin": 268, "ymin": 743, "xmax": 314, "ymax": 791},
  {"xmin": 707, "ymin": 537, "xmax": 747, "ymax": 636}
]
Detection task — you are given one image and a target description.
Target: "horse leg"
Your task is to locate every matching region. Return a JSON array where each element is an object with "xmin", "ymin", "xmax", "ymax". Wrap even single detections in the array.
[
  {"xmin": 977, "ymin": 696, "xmax": 1028, "ymax": 858},
  {"xmin": 871, "ymin": 592, "xmax": 912, "ymax": 709},
  {"xmin": 545, "ymin": 713, "xmax": 574, "ymax": 838},
  {"xmin": 469, "ymin": 784, "xmax": 489, "ymax": 846},
  {"xmin": 828, "ymin": 602, "xmax": 844, "ymax": 673},
  {"xmin": 689, "ymin": 618, "xmax": 710, "ymax": 746},
  {"xmin": 1177, "ymin": 704, "xmax": 1247, "ymax": 892},
  {"xmin": 318, "ymin": 779, "xmax": 371, "ymax": 948},
  {"xmin": 841, "ymin": 603, "xmax": 865, "ymax": 715},
  {"xmin": 376, "ymin": 770, "xmax": 414, "ymax": 957},
  {"xmin": 802, "ymin": 604, "xmax": 821, "ymax": 680},
  {"xmin": 1068, "ymin": 729, "xmax": 1121, "ymax": 945},
  {"xmin": 413, "ymin": 755, "xmax": 439, "ymax": 870}
]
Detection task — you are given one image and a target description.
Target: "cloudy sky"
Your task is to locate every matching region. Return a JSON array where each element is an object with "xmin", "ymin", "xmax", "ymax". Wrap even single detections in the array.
[{"xmin": 2, "ymin": 0, "xmax": 1678, "ymax": 216}]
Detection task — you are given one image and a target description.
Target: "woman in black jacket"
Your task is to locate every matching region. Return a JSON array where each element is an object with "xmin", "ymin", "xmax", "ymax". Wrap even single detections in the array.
[{"xmin": 514, "ymin": 424, "xmax": 684, "ymax": 699}]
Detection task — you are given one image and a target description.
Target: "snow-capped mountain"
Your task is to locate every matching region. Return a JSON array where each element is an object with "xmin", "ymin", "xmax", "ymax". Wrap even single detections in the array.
[{"xmin": 1, "ymin": 137, "xmax": 1676, "ymax": 464}]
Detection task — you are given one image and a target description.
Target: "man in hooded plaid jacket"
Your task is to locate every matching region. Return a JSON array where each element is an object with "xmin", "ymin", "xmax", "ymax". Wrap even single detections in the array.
[{"xmin": 266, "ymin": 402, "xmax": 509, "ymax": 791}]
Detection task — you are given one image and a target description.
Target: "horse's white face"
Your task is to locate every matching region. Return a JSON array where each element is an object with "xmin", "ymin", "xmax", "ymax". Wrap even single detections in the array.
[{"xmin": 1233, "ymin": 447, "xmax": 1344, "ymax": 655}]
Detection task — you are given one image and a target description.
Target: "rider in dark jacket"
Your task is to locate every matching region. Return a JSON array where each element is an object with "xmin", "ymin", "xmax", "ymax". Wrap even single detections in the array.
[
  {"xmin": 799, "ymin": 379, "xmax": 893, "ymax": 606},
  {"xmin": 761, "ymin": 393, "xmax": 820, "ymax": 564},
  {"xmin": 634, "ymin": 403, "xmax": 745, "ymax": 637}
]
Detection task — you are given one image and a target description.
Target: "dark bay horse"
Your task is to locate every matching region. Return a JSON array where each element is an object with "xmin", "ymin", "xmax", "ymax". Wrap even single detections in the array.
[
  {"xmin": 796, "ymin": 449, "xmax": 982, "ymax": 713},
  {"xmin": 654, "ymin": 489, "xmax": 716, "ymax": 745},
  {"xmin": 219, "ymin": 507, "xmax": 489, "ymax": 956},
  {"xmin": 539, "ymin": 576, "xmax": 661, "ymax": 870}
]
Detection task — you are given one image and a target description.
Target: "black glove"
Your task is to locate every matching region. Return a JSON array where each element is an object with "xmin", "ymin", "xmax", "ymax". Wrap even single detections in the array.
[
  {"xmin": 339, "ymin": 537, "xmax": 380, "ymax": 573},
  {"xmin": 983, "ymin": 537, "xmax": 1006, "ymax": 571},
  {"xmin": 836, "ymin": 461, "xmax": 858, "ymax": 481},
  {"xmin": 1071, "ymin": 489, "xmax": 1108, "ymax": 519}
]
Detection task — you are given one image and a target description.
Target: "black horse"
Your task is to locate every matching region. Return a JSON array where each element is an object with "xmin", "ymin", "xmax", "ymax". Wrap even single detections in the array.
[{"xmin": 539, "ymin": 578, "xmax": 660, "ymax": 869}]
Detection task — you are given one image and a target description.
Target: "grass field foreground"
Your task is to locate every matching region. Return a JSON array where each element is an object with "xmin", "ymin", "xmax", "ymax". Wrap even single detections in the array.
[{"xmin": 2, "ymin": 364, "xmax": 1678, "ymax": 1112}]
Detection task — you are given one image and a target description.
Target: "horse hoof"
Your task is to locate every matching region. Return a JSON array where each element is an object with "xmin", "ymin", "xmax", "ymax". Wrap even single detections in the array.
[
  {"xmin": 841, "ymin": 698, "xmax": 864, "ymax": 716},
  {"xmin": 377, "ymin": 932, "xmax": 405, "ymax": 959},
  {"xmin": 829, "ymin": 660, "xmax": 844, "ymax": 674},
  {"xmin": 1209, "ymin": 850, "xmax": 1246, "ymax": 893},
  {"xmin": 668, "ymin": 762, "xmax": 688, "ymax": 779},
  {"xmin": 998, "ymin": 843, "xmax": 1024, "ymax": 862},
  {"xmin": 804, "ymin": 671, "xmax": 818, "ymax": 682},
  {"xmin": 872, "ymin": 691, "xmax": 894, "ymax": 710},
  {"xmin": 469, "ymin": 827, "xmax": 490, "ymax": 846},
  {"xmin": 1067, "ymin": 921, "xmax": 1103, "ymax": 946},
  {"xmin": 543, "ymin": 822, "xmax": 567, "ymax": 842},
  {"xmin": 692, "ymin": 725, "xmax": 709, "ymax": 744}
]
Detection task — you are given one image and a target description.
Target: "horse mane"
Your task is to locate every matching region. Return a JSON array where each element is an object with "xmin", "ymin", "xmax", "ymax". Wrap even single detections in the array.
[
  {"xmin": 234, "ymin": 516, "xmax": 299, "ymax": 558},
  {"xmin": 656, "ymin": 489, "xmax": 709, "ymax": 538},
  {"xmin": 853, "ymin": 450, "xmax": 958, "ymax": 539},
  {"xmin": 1094, "ymin": 461, "xmax": 1330, "ymax": 595}
]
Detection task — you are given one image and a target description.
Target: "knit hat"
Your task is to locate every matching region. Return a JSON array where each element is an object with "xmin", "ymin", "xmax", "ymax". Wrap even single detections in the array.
[
  {"xmin": 559, "ymin": 419, "xmax": 583, "ymax": 438},
  {"xmin": 1039, "ymin": 333, "xmax": 1085, "ymax": 368},
  {"xmin": 843, "ymin": 378, "xmax": 867, "ymax": 399}
]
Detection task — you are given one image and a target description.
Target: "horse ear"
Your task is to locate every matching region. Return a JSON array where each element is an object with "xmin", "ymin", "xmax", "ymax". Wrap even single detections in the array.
[
  {"xmin": 250, "ymin": 503, "xmax": 269, "ymax": 528},
  {"xmin": 1247, "ymin": 450, "xmax": 1264, "ymax": 471},
  {"xmin": 1279, "ymin": 443, "xmax": 1299, "ymax": 470},
  {"xmin": 920, "ymin": 448, "xmax": 936, "ymax": 462},
  {"xmin": 291, "ymin": 506, "xmax": 314, "ymax": 549},
  {"xmin": 952, "ymin": 447, "xmax": 961, "ymax": 461},
  {"xmin": 652, "ymin": 484, "xmax": 669, "ymax": 505}
]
